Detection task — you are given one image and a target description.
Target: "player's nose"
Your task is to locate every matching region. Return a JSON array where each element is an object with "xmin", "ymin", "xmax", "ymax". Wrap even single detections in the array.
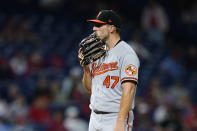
[{"xmin": 93, "ymin": 26, "xmax": 98, "ymax": 31}]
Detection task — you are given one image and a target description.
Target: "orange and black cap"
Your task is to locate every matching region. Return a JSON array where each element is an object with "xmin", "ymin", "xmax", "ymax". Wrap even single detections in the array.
[{"xmin": 87, "ymin": 10, "xmax": 121, "ymax": 28}]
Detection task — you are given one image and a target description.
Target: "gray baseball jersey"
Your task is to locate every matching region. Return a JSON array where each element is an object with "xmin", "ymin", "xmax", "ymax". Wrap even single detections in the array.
[{"xmin": 89, "ymin": 40, "xmax": 140, "ymax": 113}]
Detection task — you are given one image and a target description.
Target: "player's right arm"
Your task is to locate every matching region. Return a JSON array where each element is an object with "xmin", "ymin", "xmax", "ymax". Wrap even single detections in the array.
[
  {"xmin": 78, "ymin": 48, "xmax": 92, "ymax": 95},
  {"xmin": 82, "ymin": 65, "xmax": 92, "ymax": 95}
]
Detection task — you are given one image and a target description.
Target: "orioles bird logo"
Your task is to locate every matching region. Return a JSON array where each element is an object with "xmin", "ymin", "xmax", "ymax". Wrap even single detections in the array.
[{"xmin": 125, "ymin": 64, "xmax": 137, "ymax": 76}]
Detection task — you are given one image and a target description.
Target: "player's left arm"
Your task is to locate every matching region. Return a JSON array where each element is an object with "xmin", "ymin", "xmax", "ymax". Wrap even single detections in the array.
[
  {"xmin": 114, "ymin": 81, "xmax": 136, "ymax": 131},
  {"xmin": 114, "ymin": 49, "xmax": 140, "ymax": 131}
]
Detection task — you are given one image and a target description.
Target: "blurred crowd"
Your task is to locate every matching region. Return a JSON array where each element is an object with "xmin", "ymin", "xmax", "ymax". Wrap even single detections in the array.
[{"xmin": 0, "ymin": 0, "xmax": 196, "ymax": 131}]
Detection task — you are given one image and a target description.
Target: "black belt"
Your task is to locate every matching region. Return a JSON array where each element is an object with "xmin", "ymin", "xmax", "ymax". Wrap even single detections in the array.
[{"xmin": 94, "ymin": 110, "xmax": 111, "ymax": 114}]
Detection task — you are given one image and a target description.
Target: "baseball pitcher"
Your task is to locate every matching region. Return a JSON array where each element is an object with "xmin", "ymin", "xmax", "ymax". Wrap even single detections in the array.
[{"xmin": 78, "ymin": 10, "xmax": 140, "ymax": 131}]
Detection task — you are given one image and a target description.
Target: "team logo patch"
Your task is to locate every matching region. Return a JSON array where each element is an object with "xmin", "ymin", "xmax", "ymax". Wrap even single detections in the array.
[{"xmin": 125, "ymin": 64, "xmax": 137, "ymax": 76}]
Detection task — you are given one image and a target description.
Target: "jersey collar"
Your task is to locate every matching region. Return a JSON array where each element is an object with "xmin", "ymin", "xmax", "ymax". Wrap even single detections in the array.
[{"xmin": 114, "ymin": 39, "xmax": 122, "ymax": 47}]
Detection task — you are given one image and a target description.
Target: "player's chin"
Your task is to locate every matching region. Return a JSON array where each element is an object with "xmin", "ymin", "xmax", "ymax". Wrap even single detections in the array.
[
  {"xmin": 95, "ymin": 32, "xmax": 101, "ymax": 39},
  {"xmin": 94, "ymin": 32, "xmax": 99, "ymax": 37},
  {"xmin": 96, "ymin": 32, "xmax": 104, "ymax": 41}
]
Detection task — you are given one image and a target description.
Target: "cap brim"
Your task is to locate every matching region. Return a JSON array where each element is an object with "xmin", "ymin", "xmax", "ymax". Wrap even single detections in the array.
[{"xmin": 87, "ymin": 19, "xmax": 107, "ymax": 24}]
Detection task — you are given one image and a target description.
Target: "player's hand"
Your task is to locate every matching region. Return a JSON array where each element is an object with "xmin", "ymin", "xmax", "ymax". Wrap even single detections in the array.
[
  {"xmin": 114, "ymin": 121, "xmax": 125, "ymax": 131},
  {"xmin": 78, "ymin": 48, "xmax": 83, "ymax": 62}
]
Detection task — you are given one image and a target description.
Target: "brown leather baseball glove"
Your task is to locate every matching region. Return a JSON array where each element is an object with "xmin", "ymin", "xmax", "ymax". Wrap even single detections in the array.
[{"xmin": 79, "ymin": 32, "xmax": 106, "ymax": 67}]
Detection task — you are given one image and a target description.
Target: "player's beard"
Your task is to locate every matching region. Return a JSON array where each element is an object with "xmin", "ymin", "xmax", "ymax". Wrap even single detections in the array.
[{"xmin": 96, "ymin": 31, "xmax": 109, "ymax": 42}]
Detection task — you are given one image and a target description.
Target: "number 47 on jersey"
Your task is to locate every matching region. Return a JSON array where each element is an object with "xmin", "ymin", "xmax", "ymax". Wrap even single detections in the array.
[{"xmin": 103, "ymin": 75, "xmax": 119, "ymax": 89}]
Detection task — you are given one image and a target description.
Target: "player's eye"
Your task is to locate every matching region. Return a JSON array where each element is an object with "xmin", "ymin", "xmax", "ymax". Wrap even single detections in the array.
[{"xmin": 94, "ymin": 24, "xmax": 105, "ymax": 28}]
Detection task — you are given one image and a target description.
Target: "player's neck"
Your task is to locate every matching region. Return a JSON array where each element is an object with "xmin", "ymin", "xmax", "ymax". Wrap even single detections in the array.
[{"xmin": 105, "ymin": 34, "xmax": 120, "ymax": 51}]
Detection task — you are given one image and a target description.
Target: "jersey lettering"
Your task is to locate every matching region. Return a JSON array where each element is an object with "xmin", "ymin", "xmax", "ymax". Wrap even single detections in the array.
[{"xmin": 92, "ymin": 62, "xmax": 118, "ymax": 77}]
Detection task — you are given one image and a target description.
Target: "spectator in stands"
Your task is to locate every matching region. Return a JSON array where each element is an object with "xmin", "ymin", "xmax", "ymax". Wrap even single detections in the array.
[
  {"xmin": 28, "ymin": 95, "xmax": 52, "ymax": 130},
  {"xmin": 62, "ymin": 66, "xmax": 83, "ymax": 100},
  {"xmin": 27, "ymin": 51, "xmax": 45, "ymax": 75},
  {"xmin": 79, "ymin": 98, "xmax": 91, "ymax": 122},
  {"xmin": 7, "ymin": 84, "xmax": 20, "ymax": 103},
  {"xmin": 159, "ymin": 48, "xmax": 183, "ymax": 86},
  {"xmin": 14, "ymin": 19, "xmax": 39, "ymax": 43},
  {"xmin": 70, "ymin": 83, "xmax": 84, "ymax": 103},
  {"xmin": 34, "ymin": 76, "xmax": 51, "ymax": 99},
  {"xmin": 12, "ymin": 119, "xmax": 33, "ymax": 131},
  {"xmin": 0, "ymin": 119, "xmax": 12, "ymax": 131},
  {"xmin": 50, "ymin": 80, "xmax": 68, "ymax": 107},
  {"xmin": 128, "ymin": 31, "xmax": 151, "ymax": 62},
  {"xmin": 181, "ymin": 95, "xmax": 197, "ymax": 131},
  {"xmin": 155, "ymin": 106, "xmax": 183, "ymax": 131},
  {"xmin": 63, "ymin": 106, "xmax": 88, "ymax": 131},
  {"xmin": 141, "ymin": 0, "xmax": 169, "ymax": 44},
  {"xmin": 0, "ymin": 16, "xmax": 16, "ymax": 42},
  {"xmin": 0, "ymin": 55, "xmax": 13, "ymax": 81},
  {"xmin": 48, "ymin": 109, "xmax": 67, "ymax": 131},
  {"xmin": 169, "ymin": 80, "xmax": 189, "ymax": 107},
  {"xmin": 0, "ymin": 98, "xmax": 10, "ymax": 121},
  {"xmin": 153, "ymin": 103, "xmax": 169, "ymax": 129},
  {"xmin": 9, "ymin": 95, "xmax": 33, "ymax": 131},
  {"xmin": 153, "ymin": 88, "xmax": 183, "ymax": 131},
  {"xmin": 8, "ymin": 95, "xmax": 28, "ymax": 123},
  {"xmin": 134, "ymin": 98, "xmax": 153, "ymax": 131},
  {"xmin": 0, "ymin": 16, "xmax": 39, "ymax": 44},
  {"xmin": 146, "ymin": 77, "xmax": 164, "ymax": 106},
  {"xmin": 9, "ymin": 51, "xmax": 28, "ymax": 77},
  {"xmin": 48, "ymin": 53, "xmax": 66, "ymax": 74},
  {"xmin": 184, "ymin": 44, "xmax": 197, "ymax": 72}
]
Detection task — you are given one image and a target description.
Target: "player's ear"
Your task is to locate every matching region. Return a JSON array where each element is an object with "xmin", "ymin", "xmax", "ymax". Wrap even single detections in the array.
[{"xmin": 110, "ymin": 25, "xmax": 116, "ymax": 33}]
